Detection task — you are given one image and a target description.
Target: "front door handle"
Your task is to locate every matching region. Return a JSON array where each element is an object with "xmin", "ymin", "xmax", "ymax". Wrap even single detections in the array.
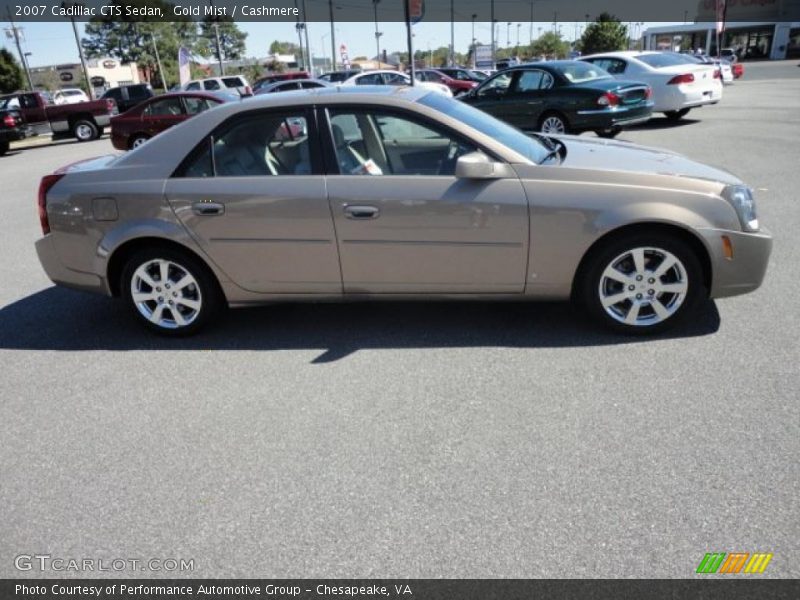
[
  {"xmin": 192, "ymin": 201, "xmax": 224, "ymax": 216},
  {"xmin": 343, "ymin": 205, "xmax": 380, "ymax": 220}
]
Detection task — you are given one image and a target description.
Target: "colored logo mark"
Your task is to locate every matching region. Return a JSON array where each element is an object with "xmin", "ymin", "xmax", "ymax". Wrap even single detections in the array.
[{"xmin": 696, "ymin": 552, "xmax": 773, "ymax": 574}]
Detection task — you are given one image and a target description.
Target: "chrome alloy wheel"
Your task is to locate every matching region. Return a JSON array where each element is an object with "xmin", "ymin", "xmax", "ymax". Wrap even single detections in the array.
[
  {"xmin": 75, "ymin": 123, "xmax": 94, "ymax": 140},
  {"xmin": 130, "ymin": 259, "xmax": 202, "ymax": 329},
  {"xmin": 540, "ymin": 116, "xmax": 566, "ymax": 134},
  {"xmin": 598, "ymin": 247, "xmax": 688, "ymax": 326},
  {"xmin": 131, "ymin": 136, "xmax": 148, "ymax": 148}
]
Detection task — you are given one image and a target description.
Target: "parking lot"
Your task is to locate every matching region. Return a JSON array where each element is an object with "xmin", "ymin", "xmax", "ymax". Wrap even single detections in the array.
[{"xmin": 1, "ymin": 61, "xmax": 798, "ymax": 578}]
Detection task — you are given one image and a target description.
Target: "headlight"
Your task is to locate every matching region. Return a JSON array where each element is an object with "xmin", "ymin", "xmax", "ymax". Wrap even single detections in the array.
[{"xmin": 723, "ymin": 185, "xmax": 759, "ymax": 232}]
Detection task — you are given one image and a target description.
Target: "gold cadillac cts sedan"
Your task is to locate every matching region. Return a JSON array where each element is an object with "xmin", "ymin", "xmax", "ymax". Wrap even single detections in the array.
[{"xmin": 35, "ymin": 87, "xmax": 772, "ymax": 335}]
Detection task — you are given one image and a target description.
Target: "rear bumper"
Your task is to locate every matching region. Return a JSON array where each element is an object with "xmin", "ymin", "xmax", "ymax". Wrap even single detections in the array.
[
  {"xmin": 35, "ymin": 235, "xmax": 110, "ymax": 296},
  {"xmin": 655, "ymin": 83, "xmax": 723, "ymax": 112},
  {"xmin": 697, "ymin": 227, "xmax": 773, "ymax": 299},
  {"xmin": 0, "ymin": 128, "xmax": 26, "ymax": 143},
  {"xmin": 573, "ymin": 103, "xmax": 654, "ymax": 130}
]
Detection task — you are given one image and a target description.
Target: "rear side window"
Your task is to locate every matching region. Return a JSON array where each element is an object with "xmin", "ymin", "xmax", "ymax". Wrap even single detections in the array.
[
  {"xmin": 221, "ymin": 77, "xmax": 244, "ymax": 88},
  {"xmin": 143, "ymin": 98, "xmax": 184, "ymax": 116},
  {"xmin": 129, "ymin": 85, "xmax": 151, "ymax": 100},
  {"xmin": 635, "ymin": 53, "xmax": 688, "ymax": 68},
  {"xmin": 184, "ymin": 97, "xmax": 214, "ymax": 114},
  {"xmin": 176, "ymin": 111, "xmax": 313, "ymax": 178},
  {"xmin": 203, "ymin": 80, "xmax": 222, "ymax": 90}
]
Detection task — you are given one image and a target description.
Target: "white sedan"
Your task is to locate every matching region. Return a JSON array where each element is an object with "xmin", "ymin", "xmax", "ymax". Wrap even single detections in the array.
[
  {"xmin": 339, "ymin": 70, "xmax": 452, "ymax": 97},
  {"xmin": 581, "ymin": 51, "xmax": 722, "ymax": 120}
]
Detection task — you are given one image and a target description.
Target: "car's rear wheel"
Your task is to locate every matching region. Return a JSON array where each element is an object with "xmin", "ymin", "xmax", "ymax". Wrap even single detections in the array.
[
  {"xmin": 664, "ymin": 108, "xmax": 691, "ymax": 121},
  {"xmin": 73, "ymin": 119, "xmax": 99, "ymax": 141},
  {"xmin": 121, "ymin": 247, "xmax": 222, "ymax": 336},
  {"xmin": 578, "ymin": 233, "xmax": 705, "ymax": 334},
  {"xmin": 595, "ymin": 126, "xmax": 622, "ymax": 139},
  {"xmin": 129, "ymin": 134, "xmax": 150, "ymax": 149},
  {"xmin": 0, "ymin": 140, "xmax": 9, "ymax": 155},
  {"xmin": 538, "ymin": 112, "xmax": 569, "ymax": 135}
]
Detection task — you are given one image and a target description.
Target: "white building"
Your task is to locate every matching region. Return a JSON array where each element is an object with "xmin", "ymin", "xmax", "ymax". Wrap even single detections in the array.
[{"xmin": 30, "ymin": 58, "xmax": 141, "ymax": 94}]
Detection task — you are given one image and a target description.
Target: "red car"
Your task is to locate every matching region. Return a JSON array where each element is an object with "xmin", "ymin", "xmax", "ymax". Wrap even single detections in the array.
[
  {"xmin": 414, "ymin": 69, "xmax": 477, "ymax": 95},
  {"xmin": 110, "ymin": 92, "xmax": 230, "ymax": 150},
  {"xmin": 731, "ymin": 62, "xmax": 744, "ymax": 79}
]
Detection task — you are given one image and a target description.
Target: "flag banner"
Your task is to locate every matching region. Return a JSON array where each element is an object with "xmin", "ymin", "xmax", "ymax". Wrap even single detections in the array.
[{"xmin": 178, "ymin": 46, "xmax": 191, "ymax": 87}]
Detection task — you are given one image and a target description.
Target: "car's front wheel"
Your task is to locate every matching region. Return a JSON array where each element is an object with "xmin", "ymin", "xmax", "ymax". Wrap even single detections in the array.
[
  {"xmin": 578, "ymin": 233, "xmax": 705, "ymax": 334},
  {"xmin": 121, "ymin": 247, "xmax": 222, "ymax": 335},
  {"xmin": 538, "ymin": 112, "xmax": 569, "ymax": 135},
  {"xmin": 129, "ymin": 134, "xmax": 150, "ymax": 149}
]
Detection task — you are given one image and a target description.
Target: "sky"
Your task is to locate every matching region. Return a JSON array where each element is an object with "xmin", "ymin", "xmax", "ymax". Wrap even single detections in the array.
[{"xmin": 3, "ymin": 20, "xmax": 670, "ymax": 69}]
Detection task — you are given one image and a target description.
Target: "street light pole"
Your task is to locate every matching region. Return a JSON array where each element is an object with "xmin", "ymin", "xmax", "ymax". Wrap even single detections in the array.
[
  {"xmin": 373, "ymin": 0, "xmax": 381, "ymax": 61},
  {"xmin": 61, "ymin": 2, "xmax": 91, "ymax": 96},
  {"xmin": 328, "ymin": 0, "xmax": 336, "ymax": 71},
  {"xmin": 471, "ymin": 14, "xmax": 476, "ymax": 68},
  {"xmin": 150, "ymin": 33, "xmax": 167, "ymax": 93},
  {"xmin": 490, "ymin": 0, "xmax": 495, "ymax": 69},
  {"xmin": 449, "ymin": 0, "xmax": 454, "ymax": 66}
]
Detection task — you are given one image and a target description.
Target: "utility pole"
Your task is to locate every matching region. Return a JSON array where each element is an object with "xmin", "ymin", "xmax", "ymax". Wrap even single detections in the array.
[
  {"xmin": 471, "ymin": 14, "xmax": 476, "ymax": 68},
  {"xmin": 373, "ymin": 0, "xmax": 382, "ymax": 62},
  {"xmin": 207, "ymin": 0, "xmax": 224, "ymax": 75},
  {"xmin": 506, "ymin": 22, "xmax": 511, "ymax": 47},
  {"xmin": 404, "ymin": 0, "xmax": 414, "ymax": 85},
  {"xmin": 328, "ymin": 0, "xmax": 336, "ymax": 71},
  {"xmin": 449, "ymin": 0, "xmax": 454, "ymax": 66},
  {"xmin": 301, "ymin": 0, "xmax": 311, "ymax": 75},
  {"xmin": 150, "ymin": 34, "xmax": 167, "ymax": 93},
  {"xmin": 529, "ymin": 1, "xmax": 534, "ymax": 44},
  {"xmin": 5, "ymin": 8, "xmax": 34, "ymax": 91},
  {"xmin": 61, "ymin": 2, "xmax": 91, "ymax": 96},
  {"xmin": 490, "ymin": 0, "xmax": 495, "ymax": 69}
]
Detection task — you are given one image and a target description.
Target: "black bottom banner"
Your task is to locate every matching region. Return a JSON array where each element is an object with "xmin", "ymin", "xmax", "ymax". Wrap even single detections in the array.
[{"xmin": 2, "ymin": 579, "xmax": 800, "ymax": 600}]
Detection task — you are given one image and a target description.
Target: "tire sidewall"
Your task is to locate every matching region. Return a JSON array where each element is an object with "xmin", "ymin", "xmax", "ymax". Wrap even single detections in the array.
[
  {"xmin": 121, "ymin": 246, "xmax": 221, "ymax": 336},
  {"xmin": 539, "ymin": 112, "xmax": 569, "ymax": 135},
  {"xmin": 130, "ymin": 134, "xmax": 149, "ymax": 149},
  {"xmin": 579, "ymin": 233, "xmax": 706, "ymax": 334},
  {"xmin": 73, "ymin": 120, "xmax": 98, "ymax": 142}
]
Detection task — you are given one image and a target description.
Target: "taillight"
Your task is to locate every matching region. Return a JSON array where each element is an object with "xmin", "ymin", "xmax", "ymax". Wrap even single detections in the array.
[
  {"xmin": 597, "ymin": 92, "xmax": 621, "ymax": 107},
  {"xmin": 106, "ymin": 98, "xmax": 118, "ymax": 114},
  {"xmin": 667, "ymin": 73, "xmax": 695, "ymax": 85},
  {"xmin": 244, "ymin": 86, "xmax": 253, "ymax": 96},
  {"xmin": 713, "ymin": 68, "xmax": 721, "ymax": 79},
  {"xmin": 644, "ymin": 86, "xmax": 652, "ymax": 99},
  {"xmin": 3, "ymin": 114, "xmax": 15, "ymax": 128},
  {"xmin": 37, "ymin": 174, "xmax": 64, "ymax": 235}
]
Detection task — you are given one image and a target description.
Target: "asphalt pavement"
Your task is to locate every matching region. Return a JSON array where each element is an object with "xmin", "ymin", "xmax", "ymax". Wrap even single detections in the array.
[{"xmin": 1, "ymin": 60, "xmax": 798, "ymax": 579}]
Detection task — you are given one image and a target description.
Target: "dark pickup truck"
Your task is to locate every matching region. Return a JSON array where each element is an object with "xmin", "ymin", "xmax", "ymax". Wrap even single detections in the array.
[
  {"xmin": 0, "ymin": 91, "xmax": 117, "ymax": 142},
  {"xmin": 0, "ymin": 107, "xmax": 26, "ymax": 155}
]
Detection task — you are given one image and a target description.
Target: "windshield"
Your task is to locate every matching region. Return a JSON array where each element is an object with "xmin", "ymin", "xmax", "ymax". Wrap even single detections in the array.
[
  {"xmin": 553, "ymin": 62, "xmax": 612, "ymax": 83},
  {"xmin": 419, "ymin": 92, "xmax": 549, "ymax": 164}
]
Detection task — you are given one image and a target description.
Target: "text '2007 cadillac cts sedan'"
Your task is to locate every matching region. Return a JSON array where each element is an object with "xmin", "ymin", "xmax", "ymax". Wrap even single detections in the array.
[{"xmin": 35, "ymin": 86, "xmax": 772, "ymax": 335}]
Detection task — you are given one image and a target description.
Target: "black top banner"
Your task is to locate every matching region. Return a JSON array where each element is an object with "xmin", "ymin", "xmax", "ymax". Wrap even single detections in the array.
[
  {"xmin": 3, "ymin": 579, "xmax": 800, "ymax": 600},
  {"xmin": 2, "ymin": 0, "xmax": 800, "ymax": 23}
]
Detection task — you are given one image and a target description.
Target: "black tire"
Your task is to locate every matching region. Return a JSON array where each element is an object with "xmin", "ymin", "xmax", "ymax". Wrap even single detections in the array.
[
  {"xmin": 538, "ymin": 111, "xmax": 570, "ymax": 135},
  {"xmin": 73, "ymin": 119, "xmax": 99, "ymax": 141},
  {"xmin": 595, "ymin": 126, "xmax": 622, "ymax": 139},
  {"xmin": 121, "ymin": 246, "xmax": 223, "ymax": 336},
  {"xmin": 576, "ymin": 232, "xmax": 706, "ymax": 335},
  {"xmin": 128, "ymin": 134, "xmax": 150, "ymax": 149},
  {"xmin": 0, "ymin": 140, "xmax": 9, "ymax": 156},
  {"xmin": 664, "ymin": 108, "xmax": 691, "ymax": 121}
]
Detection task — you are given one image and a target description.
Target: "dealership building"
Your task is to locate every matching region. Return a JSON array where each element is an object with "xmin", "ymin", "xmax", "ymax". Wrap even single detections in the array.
[
  {"xmin": 643, "ymin": 21, "xmax": 800, "ymax": 59},
  {"xmin": 29, "ymin": 58, "xmax": 141, "ymax": 96}
]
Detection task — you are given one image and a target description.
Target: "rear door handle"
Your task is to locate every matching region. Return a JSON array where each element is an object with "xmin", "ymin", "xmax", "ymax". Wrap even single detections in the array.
[
  {"xmin": 343, "ymin": 205, "xmax": 380, "ymax": 219},
  {"xmin": 192, "ymin": 201, "xmax": 224, "ymax": 216}
]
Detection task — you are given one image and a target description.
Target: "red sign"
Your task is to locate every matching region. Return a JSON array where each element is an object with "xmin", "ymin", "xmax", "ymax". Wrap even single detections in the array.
[{"xmin": 408, "ymin": 0, "xmax": 424, "ymax": 24}]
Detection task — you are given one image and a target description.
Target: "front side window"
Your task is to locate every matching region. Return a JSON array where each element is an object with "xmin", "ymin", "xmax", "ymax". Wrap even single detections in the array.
[
  {"xmin": 184, "ymin": 97, "xmax": 214, "ymax": 115},
  {"xmin": 328, "ymin": 109, "xmax": 476, "ymax": 176},
  {"xmin": 477, "ymin": 72, "xmax": 513, "ymax": 97},
  {"xmin": 179, "ymin": 111, "xmax": 312, "ymax": 178},
  {"xmin": 185, "ymin": 82, "xmax": 201, "ymax": 91},
  {"xmin": 356, "ymin": 73, "xmax": 382, "ymax": 85},
  {"xmin": 144, "ymin": 98, "xmax": 184, "ymax": 116}
]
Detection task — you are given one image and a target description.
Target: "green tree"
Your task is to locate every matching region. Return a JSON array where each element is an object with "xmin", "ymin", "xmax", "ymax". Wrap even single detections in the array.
[
  {"xmin": 82, "ymin": 0, "xmax": 199, "ymax": 88},
  {"xmin": 579, "ymin": 13, "xmax": 628, "ymax": 55},
  {"xmin": 531, "ymin": 31, "xmax": 571, "ymax": 59},
  {"xmin": 198, "ymin": 16, "xmax": 247, "ymax": 62},
  {"xmin": 0, "ymin": 48, "xmax": 24, "ymax": 94},
  {"xmin": 269, "ymin": 41, "xmax": 301, "ymax": 56}
]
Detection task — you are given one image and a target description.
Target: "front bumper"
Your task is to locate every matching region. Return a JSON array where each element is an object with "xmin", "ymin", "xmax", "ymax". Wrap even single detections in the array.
[
  {"xmin": 35, "ymin": 235, "xmax": 110, "ymax": 296},
  {"xmin": 697, "ymin": 227, "xmax": 773, "ymax": 299}
]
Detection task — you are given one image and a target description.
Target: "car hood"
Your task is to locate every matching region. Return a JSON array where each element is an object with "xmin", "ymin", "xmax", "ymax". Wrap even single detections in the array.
[{"xmin": 555, "ymin": 135, "xmax": 742, "ymax": 186}]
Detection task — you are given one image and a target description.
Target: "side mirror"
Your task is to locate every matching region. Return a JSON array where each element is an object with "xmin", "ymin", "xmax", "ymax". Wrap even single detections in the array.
[{"xmin": 455, "ymin": 152, "xmax": 502, "ymax": 179}]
